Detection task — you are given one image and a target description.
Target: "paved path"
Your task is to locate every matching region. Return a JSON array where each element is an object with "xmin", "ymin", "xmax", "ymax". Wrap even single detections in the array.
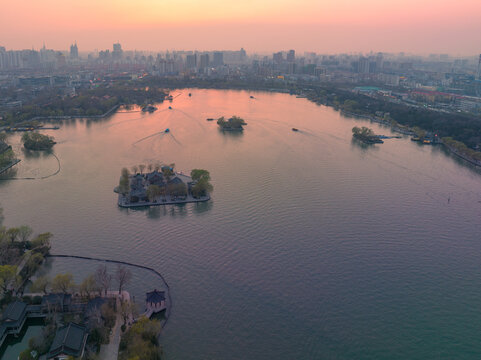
[{"xmin": 99, "ymin": 296, "xmax": 122, "ymax": 360}]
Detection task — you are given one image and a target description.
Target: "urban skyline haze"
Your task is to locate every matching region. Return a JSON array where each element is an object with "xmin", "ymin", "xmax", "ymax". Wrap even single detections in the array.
[{"xmin": 1, "ymin": 0, "xmax": 480, "ymax": 55}]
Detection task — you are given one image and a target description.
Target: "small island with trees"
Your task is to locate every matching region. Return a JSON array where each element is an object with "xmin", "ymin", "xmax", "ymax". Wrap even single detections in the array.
[
  {"xmin": 22, "ymin": 132, "xmax": 56, "ymax": 150},
  {"xmin": 116, "ymin": 163, "xmax": 212, "ymax": 207},
  {"xmin": 352, "ymin": 126, "xmax": 384, "ymax": 144},
  {"xmin": 217, "ymin": 116, "xmax": 247, "ymax": 131}
]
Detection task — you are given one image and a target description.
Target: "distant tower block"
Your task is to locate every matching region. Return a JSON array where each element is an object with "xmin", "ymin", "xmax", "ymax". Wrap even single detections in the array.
[{"xmin": 477, "ymin": 54, "xmax": 481, "ymax": 80}]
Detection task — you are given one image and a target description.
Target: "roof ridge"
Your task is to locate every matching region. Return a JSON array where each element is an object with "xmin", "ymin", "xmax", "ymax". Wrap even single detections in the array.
[{"xmin": 62, "ymin": 323, "xmax": 72, "ymax": 348}]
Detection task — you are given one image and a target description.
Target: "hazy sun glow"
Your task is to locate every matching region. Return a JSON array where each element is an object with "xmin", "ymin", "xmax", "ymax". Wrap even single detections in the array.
[{"xmin": 1, "ymin": 0, "xmax": 479, "ymax": 53}]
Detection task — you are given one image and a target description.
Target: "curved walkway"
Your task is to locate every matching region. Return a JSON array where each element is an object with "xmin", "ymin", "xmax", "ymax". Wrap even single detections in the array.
[{"xmin": 98, "ymin": 296, "xmax": 122, "ymax": 360}]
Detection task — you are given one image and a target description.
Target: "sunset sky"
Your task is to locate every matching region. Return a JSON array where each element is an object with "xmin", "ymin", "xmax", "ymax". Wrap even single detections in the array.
[{"xmin": 1, "ymin": 0, "xmax": 479, "ymax": 54}]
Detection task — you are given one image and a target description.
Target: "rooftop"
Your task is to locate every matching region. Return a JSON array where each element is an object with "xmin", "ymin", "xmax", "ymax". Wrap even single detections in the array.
[
  {"xmin": 48, "ymin": 322, "xmax": 87, "ymax": 359},
  {"xmin": 146, "ymin": 289, "xmax": 165, "ymax": 303},
  {"xmin": 1, "ymin": 301, "xmax": 27, "ymax": 323}
]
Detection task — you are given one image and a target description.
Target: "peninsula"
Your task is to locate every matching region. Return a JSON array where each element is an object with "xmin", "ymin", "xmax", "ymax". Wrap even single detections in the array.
[{"xmin": 116, "ymin": 164, "xmax": 212, "ymax": 207}]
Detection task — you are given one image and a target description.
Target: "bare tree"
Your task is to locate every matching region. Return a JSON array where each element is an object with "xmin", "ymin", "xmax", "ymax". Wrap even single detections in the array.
[
  {"xmin": 139, "ymin": 164, "xmax": 146, "ymax": 174},
  {"xmin": 116, "ymin": 265, "xmax": 132, "ymax": 295},
  {"xmin": 95, "ymin": 265, "xmax": 112, "ymax": 297}
]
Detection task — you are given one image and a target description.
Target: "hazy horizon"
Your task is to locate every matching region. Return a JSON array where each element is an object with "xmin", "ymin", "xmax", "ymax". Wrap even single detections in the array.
[{"xmin": 1, "ymin": 0, "xmax": 480, "ymax": 56}]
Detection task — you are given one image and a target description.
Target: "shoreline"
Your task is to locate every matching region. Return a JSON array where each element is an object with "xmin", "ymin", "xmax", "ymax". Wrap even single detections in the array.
[
  {"xmin": 118, "ymin": 193, "xmax": 210, "ymax": 207},
  {"xmin": 443, "ymin": 144, "xmax": 481, "ymax": 167},
  {"xmin": 0, "ymin": 104, "xmax": 122, "ymax": 132}
]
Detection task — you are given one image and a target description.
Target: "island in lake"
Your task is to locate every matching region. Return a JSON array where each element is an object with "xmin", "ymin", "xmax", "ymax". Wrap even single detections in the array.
[
  {"xmin": 352, "ymin": 126, "xmax": 384, "ymax": 144},
  {"xmin": 22, "ymin": 132, "xmax": 56, "ymax": 150},
  {"xmin": 116, "ymin": 164, "xmax": 212, "ymax": 207},
  {"xmin": 217, "ymin": 116, "xmax": 247, "ymax": 131}
]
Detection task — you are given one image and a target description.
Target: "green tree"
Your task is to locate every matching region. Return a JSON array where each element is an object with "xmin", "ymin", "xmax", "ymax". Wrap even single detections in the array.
[
  {"xmin": 190, "ymin": 169, "xmax": 211, "ymax": 182},
  {"xmin": 22, "ymin": 132, "xmax": 55, "ymax": 150},
  {"xmin": 190, "ymin": 169, "xmax": 213, "ymax": 198},
  {"xmin": 121, "ymin": 167, "xmax": 130, "ymax": 178},
  {"xmin": 0, "ymin": 264, "xmax": 17, "ymax": 294},
  {"xmin": 18, "ymin": 349, "xmax": 35, "ymax": 360},
  {"xmin": 18, "ymin": 225, "xmax": 33, "ymax": 243},
  {"xmin": 6, "ymin": 227, "xmax": 20, "ymax": 243},
  {"xmin": 79, "ymin": 274, "xmax": 97, "ymax": 298},
  {"xmin": 119, "ymin": 168, "xmax": 131, "ymax": 195},
  {"xmin": 23, "ymin": 253, "xmax": 44, "ymax": 278},
  {"xmin": 51, "ymin": 273, "xmax": 75, "ymax": 293},
  {"xmin": 29, "ymin": 232, "xmax": 52, "ymax": 255},
  {"xmin": 191, "ymin": 179, "xmax": 213, "ymax": 198},
  {"xmin": 31, "ymin": 276, "xmax": 50, "ymax": 294}
]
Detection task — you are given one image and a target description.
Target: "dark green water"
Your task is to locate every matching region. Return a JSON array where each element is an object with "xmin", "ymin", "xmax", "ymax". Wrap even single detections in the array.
[
  {"xmin": 0, "ymin": 319, "xmax": 43, "ymax": 359},
  {"xmin": 1, "ymin": 89, "xmax": 481, "ymax": 359}
]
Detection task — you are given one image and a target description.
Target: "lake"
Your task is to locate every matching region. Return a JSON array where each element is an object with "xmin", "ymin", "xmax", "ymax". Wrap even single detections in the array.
[{"xmin": 1, "ymin": 89, "xmax": 481, "ymax": 359}]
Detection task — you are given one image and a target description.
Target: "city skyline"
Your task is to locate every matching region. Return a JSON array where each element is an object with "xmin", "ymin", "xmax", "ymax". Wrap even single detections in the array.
[{"xmin": 1, "ymin": 0, "xmax": 480, "ymax": 55}]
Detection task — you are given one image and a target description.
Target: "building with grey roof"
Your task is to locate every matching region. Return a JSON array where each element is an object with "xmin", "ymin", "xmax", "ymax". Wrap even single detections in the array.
[{"xmin": 47, "ymin": 322, "xmax": 88, "ymax": 360}]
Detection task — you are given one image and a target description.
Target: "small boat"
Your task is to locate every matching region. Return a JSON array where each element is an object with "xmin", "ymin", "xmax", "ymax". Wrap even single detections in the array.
[
  {"xmin": 292, "ymin": 128, "xmax": 299, "ymax": 132},
  {"xmin": 250, "ymin": 96, "xmax": 255, "ymax": 99},
  {"xmin": 206, "ymin": 118, "xmax": 214, "ymax": 121},
  {"xmin": 165, "ymin": 128, "xmax": 170, "ymax": 133}
]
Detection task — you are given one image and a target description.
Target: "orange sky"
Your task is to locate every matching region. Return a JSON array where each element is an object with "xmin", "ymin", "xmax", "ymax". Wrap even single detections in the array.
[{"xmin": 1, "ymin": 0, "xmax": 480, "ymax": 54}]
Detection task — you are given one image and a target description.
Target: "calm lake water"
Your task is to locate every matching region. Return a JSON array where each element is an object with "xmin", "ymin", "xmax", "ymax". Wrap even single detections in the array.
[{"xmin": 2, "ymin": 89, "xmax": 481, "ymax": 359}]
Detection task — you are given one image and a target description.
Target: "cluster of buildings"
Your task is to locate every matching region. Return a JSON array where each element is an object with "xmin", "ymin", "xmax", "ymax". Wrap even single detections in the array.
[
  {"xmin": 0, "ymin": 295, "xmax": 88, "ymax": 359},
  {"xmin": 1, "ymin": 42, "xmax": 480, "ymax": 115},
  {"xmin": 1, "ymin": 289, "xmax": 167, "ymax": 359}
]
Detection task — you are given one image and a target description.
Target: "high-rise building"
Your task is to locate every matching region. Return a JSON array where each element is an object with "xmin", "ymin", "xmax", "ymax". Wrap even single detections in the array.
[
  {"xmin": 70, "ymin": 42, "xmax": 78, "ymax": 59},
  {"xmin": 287, "ymin": 50, "xmax": 295, "ymax": 62},
  {"xmin": 273, "ymin": 52, "xmax": 283, "ymax": 64},
  {"xmin": 199, "ymin": 54, "xmax": 209, "ymax": 69},
  {"xmin": 240, "ymin": 48, "xmax": 247, "ymax": 61},
  {"xmin": 358, "ymin": 56, "xmax": 370, "ymax": 74},
  {"xmin": 186, "ymin": 54, "xmax": 197, "ymax": 69},
  {"xmin": 477, "ymin": 54, "xmax": 481, "ymax": 80},
  {"xmin": 213, "ymin": 51, "xmax": 224, "ymax": 66},
  {"xmin": 375, "ymin": 52, "xmax": 383, "ymax": 72},
  {"xmin": 112, "ymin": 43, "xmax": 123, "ymax": 60}
]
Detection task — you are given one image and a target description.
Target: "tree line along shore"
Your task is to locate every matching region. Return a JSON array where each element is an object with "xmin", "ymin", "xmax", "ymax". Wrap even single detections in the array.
[{"xmin": 2, "ymin": 76, "xmax": 481, "ymax": 166}]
